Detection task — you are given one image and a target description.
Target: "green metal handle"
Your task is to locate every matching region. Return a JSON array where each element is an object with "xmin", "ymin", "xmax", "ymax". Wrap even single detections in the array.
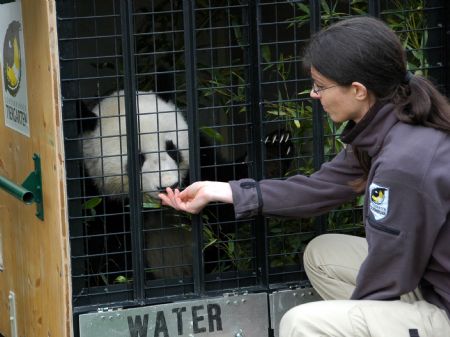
[
  {"xmin": 0, "ymin": 175, "xmax": 34, "ymax": 204},
  {"xmin": 0, "ymin": 154, "xmax": 44, "ymax": 220}
]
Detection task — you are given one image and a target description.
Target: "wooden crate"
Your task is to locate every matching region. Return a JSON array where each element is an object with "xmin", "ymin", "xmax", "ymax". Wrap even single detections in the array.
[{"xmin": 0, "ymin": 1, "xmax": 71, "ymax": 336}]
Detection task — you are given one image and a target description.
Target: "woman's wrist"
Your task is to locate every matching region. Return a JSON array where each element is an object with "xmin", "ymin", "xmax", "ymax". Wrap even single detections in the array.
[{"xmin": 206, "ymin": 182, "xmax": 233, "ymax": 204}]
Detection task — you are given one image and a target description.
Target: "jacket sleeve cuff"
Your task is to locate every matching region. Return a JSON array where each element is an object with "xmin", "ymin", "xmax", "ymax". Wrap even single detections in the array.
[{"xmin": 229, "ymin": 178, "xmax": 263, "ymax": 219}]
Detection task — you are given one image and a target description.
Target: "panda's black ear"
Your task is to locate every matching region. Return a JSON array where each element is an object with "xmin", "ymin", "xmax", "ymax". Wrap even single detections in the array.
[
  {"xmin": 154, "ymin": 66, "xmax": 175, "ymax": 103},
  {"xmin": 76, "ymin": 100, "xmax": 98, "ymax": 133}
]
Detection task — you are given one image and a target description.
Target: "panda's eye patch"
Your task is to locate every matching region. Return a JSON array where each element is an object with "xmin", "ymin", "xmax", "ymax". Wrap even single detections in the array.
[{"xmin": 165, "ymin": 140, "xmax": 183, "ymax": 164}]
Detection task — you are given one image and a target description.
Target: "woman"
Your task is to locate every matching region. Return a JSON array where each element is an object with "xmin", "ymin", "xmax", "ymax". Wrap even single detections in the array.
[{"xmin": 160, "ymin": 16, "xmax": 450, "ymax": 336}]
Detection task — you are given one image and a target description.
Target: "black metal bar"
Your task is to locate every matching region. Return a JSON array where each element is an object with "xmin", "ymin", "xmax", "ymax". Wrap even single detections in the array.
[
  {"xmin": 57, "ymin": 1, "xmax": 91, "ymax": 320},
  {"xmin": 247, "ymin": 0, "xmax": 268, "ymax": 289},
  {"xmin": 310, "ymin": 0, "xmax": 324, "ymax": 173},
  {"xmin": 120, "ymin": 0, "xmax": 145, "ymax": 302},
  {"xmin": 368, "ymin": 0, "xmax": 380, "ymax": 17},
  {"xmin": 310, "ymin": 0, "xmax": 327, "ymax": 235},
  {"xmin": 183, "ymin": 0, "xmax": 204, "ymax": 295},
  {"xmin": 446, "ymin": 0, "xmax": 450, "ymax": 96}
]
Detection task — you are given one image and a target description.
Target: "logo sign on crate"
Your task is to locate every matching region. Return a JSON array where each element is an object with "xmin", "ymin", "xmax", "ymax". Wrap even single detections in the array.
[
  {"xmin": 0, "ymin": 0, "xmax": 29, "ymax": 137},
  {"xmin": 79, "ymin": 293, "xmax": 268, "ymax": 337}
]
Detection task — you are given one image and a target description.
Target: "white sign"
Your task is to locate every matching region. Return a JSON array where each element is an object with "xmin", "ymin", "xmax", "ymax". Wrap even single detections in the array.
[
  {"xmin": 79, "ymin": 293, "xmax": 269, "ymax": 337},
  {"xmin": 0, "ymin": 0, "xmax": 30, "ymax": 137}
]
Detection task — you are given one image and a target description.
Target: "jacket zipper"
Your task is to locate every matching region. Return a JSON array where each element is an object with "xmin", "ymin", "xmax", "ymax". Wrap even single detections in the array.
[{"xmin": 367, "ymin": 217, "xmax": 400, "ymax": 236}]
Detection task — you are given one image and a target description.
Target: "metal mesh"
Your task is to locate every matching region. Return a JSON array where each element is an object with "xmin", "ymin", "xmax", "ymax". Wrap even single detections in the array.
[{"xmin": 56, "ymin": 0, "xmax": 448, "ymax": 316}]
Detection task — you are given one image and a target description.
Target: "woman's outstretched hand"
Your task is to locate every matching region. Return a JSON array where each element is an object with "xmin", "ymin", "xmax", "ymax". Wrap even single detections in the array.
[{"xmin": 158, "ymin": 181, "xmax": 233, "ymax": 214}]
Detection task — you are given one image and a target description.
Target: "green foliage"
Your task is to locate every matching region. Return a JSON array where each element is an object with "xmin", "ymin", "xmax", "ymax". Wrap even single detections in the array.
[
  {"xmin": 202, "ymin": 68, "xmax": 248, "ymax": 115},
  {"xmin": 200, "ymin": 127, "xmax": 225, "ymax": 144},
  {"xmin": 381, "ymin": 0, "xmax": 428, "ymax": 75},
  {"xmin": 203, "ymin": 222, "xmax": 253, "ymax": 272},
  {"xmin": 292, "ymin": 0, "xmax": 368, "ymax": 27},
  {"xmin": 142, "ymin": 194, "xmax": 162, "ymax": 209},
  {"xmin": 82, "ymin": 196, "xmax": 102, "ymax": 216},
  {"xmin": 267, "ymin": 217, "xmax": 315, "ymax": 268},
  {"xmin": 183, "ymin": 211, "xmax": 253, "ymax": 272}
]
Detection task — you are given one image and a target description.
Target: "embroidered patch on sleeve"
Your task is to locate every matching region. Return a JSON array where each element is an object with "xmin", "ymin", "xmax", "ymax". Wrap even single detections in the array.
[{"xmin": 369, "ymin": 183, "xmax": 389, "ymax": 220}]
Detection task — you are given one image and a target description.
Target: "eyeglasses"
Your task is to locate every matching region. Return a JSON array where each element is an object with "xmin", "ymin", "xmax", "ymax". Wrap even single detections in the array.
[{"xmin": 311, "ymin": 83, "xmax": 339, "ymax": 95}]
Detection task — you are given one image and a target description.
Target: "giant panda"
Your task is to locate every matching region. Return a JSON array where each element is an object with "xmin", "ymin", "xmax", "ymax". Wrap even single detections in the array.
[
  {"xmin": 79, "ymin": 90, "xmax": 293, "ymax": 281},
  {"xmin": 81, "ymin": 90, "xmax": 190, "ymax": 199},
  {"xmin": 80, "ymin": 90, "xmax": 192, "ymax": 280}
]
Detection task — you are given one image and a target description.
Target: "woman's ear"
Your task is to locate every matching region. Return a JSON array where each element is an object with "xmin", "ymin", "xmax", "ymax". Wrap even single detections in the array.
[{"xmin": 351, "ymin": 82, "xmax": 369, "ymax": 101}]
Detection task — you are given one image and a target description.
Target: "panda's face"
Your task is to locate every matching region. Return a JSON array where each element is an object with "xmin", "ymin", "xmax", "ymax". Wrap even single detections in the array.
[
  {"xmin": 137, "ymin": 102, "xmax": 189, "ymax": 198},
  {"xmin": 82, "ymin": 90, "xmax": 189, "ymax": 199}
]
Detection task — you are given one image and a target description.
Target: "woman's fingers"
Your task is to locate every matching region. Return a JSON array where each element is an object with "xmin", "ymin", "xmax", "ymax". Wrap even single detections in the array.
[
  {"xmin": 172, "ymin": 189, "xmax": 184, "ymax": 210},
  {"xmin": 158, "ymin": 192, "xmax": 171, "ymax": 206},
  {"xmin": 159, "ymin": 187, "xmax": 179, "ymax": 209},
  {"xmin": 159, "ymin": 183, "xmax": 211, "ymax": 214}
]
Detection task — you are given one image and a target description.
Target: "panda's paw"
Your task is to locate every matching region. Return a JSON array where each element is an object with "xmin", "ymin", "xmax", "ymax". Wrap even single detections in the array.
[{"xmin": 263, "ymin": 129, "xmax": 294, "ymax": 177}]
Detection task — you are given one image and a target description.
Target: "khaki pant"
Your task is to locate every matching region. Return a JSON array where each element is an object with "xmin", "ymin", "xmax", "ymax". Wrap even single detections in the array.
[{"xmin": 280, "ymin": 234, "xmax": 450, "ymax": 337}]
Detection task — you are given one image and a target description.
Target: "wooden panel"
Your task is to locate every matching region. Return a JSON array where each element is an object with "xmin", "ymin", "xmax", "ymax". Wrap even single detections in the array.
[{"xmin": 0, "ymin": 1, "xmax": 71, "ymax": 337}]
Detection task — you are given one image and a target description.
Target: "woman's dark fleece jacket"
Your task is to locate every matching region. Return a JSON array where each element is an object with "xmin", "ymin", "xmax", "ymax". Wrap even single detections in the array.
[{"xmin": 229, "ymin": 103, "xmax": 450, "ymax": 318}]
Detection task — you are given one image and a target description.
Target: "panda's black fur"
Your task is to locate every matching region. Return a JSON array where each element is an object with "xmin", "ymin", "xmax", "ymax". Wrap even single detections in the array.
[{"xmin": 78, "ymin": 91, "xmax": 293, "ymax": 281}]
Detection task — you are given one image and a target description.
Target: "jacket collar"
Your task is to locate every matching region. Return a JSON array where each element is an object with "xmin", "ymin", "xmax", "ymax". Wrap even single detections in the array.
[{"xmin": 340, "ymin": 102, "xmax": 399, "ymax": 157}]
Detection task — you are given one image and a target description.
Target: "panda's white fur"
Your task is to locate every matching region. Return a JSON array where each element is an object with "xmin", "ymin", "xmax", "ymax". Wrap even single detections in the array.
[
  {"xmin": 82, "ymin": 90, "xmax": 189, "ymax": 199},
  {"xmin": 82, "ymin": 90, "xmax": 192, "ymax": 280}
]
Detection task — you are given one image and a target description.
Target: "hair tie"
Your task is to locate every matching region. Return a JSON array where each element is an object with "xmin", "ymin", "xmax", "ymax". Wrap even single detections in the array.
[{"xmin": 403, "ymin": 71, "xmax": 413, "ymax": 84}]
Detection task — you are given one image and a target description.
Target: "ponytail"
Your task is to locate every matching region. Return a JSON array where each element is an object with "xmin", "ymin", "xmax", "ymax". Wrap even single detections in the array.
[{"xmin": 394, "ymin": 75, "xmax": 450, "ymax": 132}]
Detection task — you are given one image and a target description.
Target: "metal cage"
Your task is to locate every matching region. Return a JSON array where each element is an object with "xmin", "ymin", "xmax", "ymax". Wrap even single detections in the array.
[{"xmin": 56, "ymin": 0, "xmax": 448, "ymax": 335}]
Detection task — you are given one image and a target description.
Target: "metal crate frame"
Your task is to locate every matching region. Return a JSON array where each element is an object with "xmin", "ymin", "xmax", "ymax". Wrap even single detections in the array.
[{"xmin": 56, "ymin": 0, "xmax": 449, "ymax": 334}]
